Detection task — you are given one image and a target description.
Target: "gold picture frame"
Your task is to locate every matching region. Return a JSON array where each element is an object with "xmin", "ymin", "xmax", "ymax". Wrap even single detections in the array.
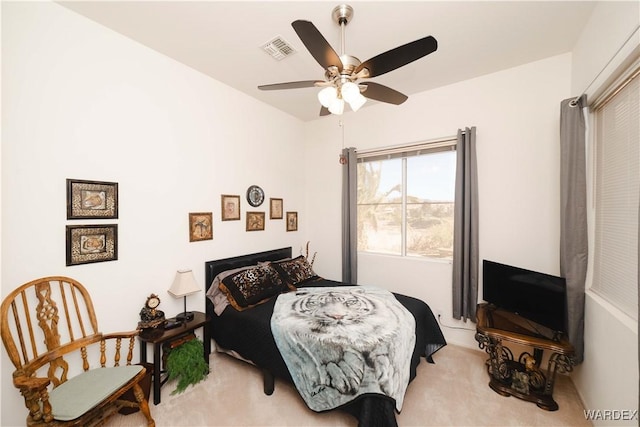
[
  {"xmin": 286, "ymin": 211, "xmax": 298, "ymax": 232},
  {"xmin": 221, "ymin": 194, "xmax": 241, "ymax": 221},
  {"xmin": 189, "ymin": 212, "xmax": 213, "ymax": 242},
  {"xmin": 270, "ymin": 198, "xmax": 283, "ymax": 219},
  {"xmin": 66, "ymin": 179, "xmax": 118, "ymax": 219},
  {"xmin": 66, "ymin": 224, "xmax": 118, "ymax": 266},
  {"xmin": 246, "ymin": 212, "xmax": 265, "ymax": 231}
]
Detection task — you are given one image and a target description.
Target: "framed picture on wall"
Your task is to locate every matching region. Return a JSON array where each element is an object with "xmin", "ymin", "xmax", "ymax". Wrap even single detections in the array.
[
  {"xmin": 66, "ymin": 179, "xmax": 118, "ymax": 219},
  {"xmin": 66, "ymin": 224, "xmax": 118, "ymax": 266},
  {"xmin": 189, "ymin": 212, "xmax": 213, "ymax": 242},
  {"xmin": 221, "ymin": 195, "xmax": 241, "ymax": 221},
  {"xmin": 286, "ymin": 211, "xmax": 298, "ymax": 232},
  {"xmin": 246, "ymin": 212, "xmax": 265, "ymax": 231},
  {"xmin": 270, "ymin": 198, "xmax": 283, "ymax": 219}
]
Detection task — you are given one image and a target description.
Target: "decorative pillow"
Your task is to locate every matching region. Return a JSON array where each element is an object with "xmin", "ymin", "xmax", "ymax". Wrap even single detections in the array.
[
  {"xmin": 219, "ymin": 264, "xmax": 285, "ymax": 311},
  {"xmin": 257, "ymin": 258, "xmax": 290, "ymax": 266},
  {"xmin": 272, "ymin": 255, "xmax": 320, "ymax": 287},
  {"xmin": 206, "ymin": 265, "xmax": 255, "ymax": 315}
]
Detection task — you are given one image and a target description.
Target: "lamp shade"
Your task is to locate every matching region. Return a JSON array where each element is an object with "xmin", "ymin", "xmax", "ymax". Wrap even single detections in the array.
[
  {"xmin": 348, "ymin": 93, "xmax": 367, "ymax": 112},
  {"xmin": 340, "ymin": 82, "xmax": 360, "ymax": 103},
  {"xmin": 318, "ymin": 86, "xmax": 338, "ymax": 108},
  {"xmin": 328, "ymin": 98, "xmax": 345, "ymax": 115},
  {"xmin": 341, "ymin": 81, "xmax": 366, "ymax": 112},
  {"xmin": 168, "ymin": 270, "xmax": 201, "ymax": 298}
]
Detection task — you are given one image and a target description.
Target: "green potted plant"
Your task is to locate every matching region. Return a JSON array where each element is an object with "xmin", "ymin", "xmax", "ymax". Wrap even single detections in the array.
[{"xmin": 166, "ymin": 338, "xmax": 209, "ymax": 394}]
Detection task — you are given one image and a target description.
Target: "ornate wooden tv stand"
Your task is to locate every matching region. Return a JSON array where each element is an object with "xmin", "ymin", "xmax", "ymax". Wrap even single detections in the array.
[{"xmin": 475, "ymin": 303, "xmax": 575, "ymax": 411}]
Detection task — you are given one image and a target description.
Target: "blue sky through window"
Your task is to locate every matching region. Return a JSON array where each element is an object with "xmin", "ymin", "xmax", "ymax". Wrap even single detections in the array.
[{"xmin": 375, "ymin": 151, "xmax": 456, "ymax": 201}]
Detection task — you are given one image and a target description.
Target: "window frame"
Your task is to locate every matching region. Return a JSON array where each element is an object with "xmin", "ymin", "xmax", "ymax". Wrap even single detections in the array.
[{"xmin": 356, "ymin": 137, "xmax": 457, "ymax": 259}]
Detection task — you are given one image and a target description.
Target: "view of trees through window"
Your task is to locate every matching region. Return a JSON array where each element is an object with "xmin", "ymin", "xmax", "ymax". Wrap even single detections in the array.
[{"xmin": 357, "ymin": 149, "xmax": 456, "ymax": 259}]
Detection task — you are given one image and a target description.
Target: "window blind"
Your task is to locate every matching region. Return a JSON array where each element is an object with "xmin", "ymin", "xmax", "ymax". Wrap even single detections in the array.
[{"xmin": 593, "ymin": 70, "xmax": 639, "ymax": 320}]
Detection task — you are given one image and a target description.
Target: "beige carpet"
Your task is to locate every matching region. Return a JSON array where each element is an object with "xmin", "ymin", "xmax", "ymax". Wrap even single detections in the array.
[{"xmin": 108, "ymin": 344, "xmax": 590, "ymax": 426}]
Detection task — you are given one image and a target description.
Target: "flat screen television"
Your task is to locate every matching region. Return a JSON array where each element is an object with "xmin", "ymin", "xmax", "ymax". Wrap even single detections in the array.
[{"xmin": 482, "ymin": 260, "xmax": 568, "ymax": 339}]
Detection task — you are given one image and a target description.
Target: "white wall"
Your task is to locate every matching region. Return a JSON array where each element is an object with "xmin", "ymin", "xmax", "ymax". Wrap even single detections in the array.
[
  {"xmin": 3, "ymin": 1, "xmax": 638, "ymax": 426},
  {"xmin": 570, "ymin": 2, "xmax": 639, "ymax": 424},
  {"xmin": 1, "ymin": 3, "xmax": 307, "ymax": 425},
  {"xmin": 304, "ymin": 53, "xmax": 573, "ymax": 349}
]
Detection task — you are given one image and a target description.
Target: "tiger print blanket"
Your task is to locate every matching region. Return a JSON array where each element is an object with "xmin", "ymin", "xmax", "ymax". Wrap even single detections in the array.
[{"xmin": 271, "ymin": 286, "xmax": 416, "ymax": 412}]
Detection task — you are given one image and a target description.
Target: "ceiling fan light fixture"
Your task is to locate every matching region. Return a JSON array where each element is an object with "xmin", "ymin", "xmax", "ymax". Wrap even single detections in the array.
[
  {"xmin": 328, "ymin": 98, "xmax": 345, "ymax": 115},
  {"xmin": 318, "ymin": 86, "xmax": 338, "ymax": 108},
  {"xmin": 340, "ymin": 81, "xmax": 359, "ymax": 102},
  {"xmin": 348, "ymin": 92, "xmax": 366, "ymax": 112},
  {"xmin": 341, "ymin": 81, "xmax": 366, "ymax": 111}
]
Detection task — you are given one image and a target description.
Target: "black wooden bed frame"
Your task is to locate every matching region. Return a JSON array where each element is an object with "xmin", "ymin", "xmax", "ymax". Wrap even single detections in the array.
[{"xmin": 204, "ymin": 246, "xmax": 292, "ymax": 394}]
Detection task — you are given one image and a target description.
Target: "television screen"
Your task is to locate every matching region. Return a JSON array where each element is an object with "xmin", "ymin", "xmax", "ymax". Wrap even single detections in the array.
[{"xmin": 482, "ymin": 260, "xmax": 567, "ymax": 335}]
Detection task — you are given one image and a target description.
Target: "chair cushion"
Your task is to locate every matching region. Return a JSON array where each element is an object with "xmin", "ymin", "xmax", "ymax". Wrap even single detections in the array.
[{"xmin": 49, "ymin": 365, "xmax": 143, "ymax": 421}]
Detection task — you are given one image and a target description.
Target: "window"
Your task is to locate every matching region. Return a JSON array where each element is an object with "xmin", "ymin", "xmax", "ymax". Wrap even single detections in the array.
[
  {"xmin": 356, "ymin": 141, "xmax": 456, "ymax": 259},
  {"xmin": 592, "ymin": 66, "xmax": 639, "ymax": 320}
]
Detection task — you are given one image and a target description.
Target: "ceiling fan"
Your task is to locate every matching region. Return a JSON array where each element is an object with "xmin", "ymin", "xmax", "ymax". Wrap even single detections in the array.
[{"xmin": 258, "ymin": 4, "xmax": 438, "ymax": 116}]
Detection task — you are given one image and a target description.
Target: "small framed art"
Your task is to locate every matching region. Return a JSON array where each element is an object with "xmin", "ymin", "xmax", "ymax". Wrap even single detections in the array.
[
  {"xmin": 66, "ymin": 224, "xmax": 118, "ymax": 266},
  {"xmin": 246, "ymin": 212, "xmax": 265, "ymax": 231},
  {"xmin": 189, "ymin": 212, "xmax": 213, "ymax": 242},
  {"xmin": 66, "ymin": 179, "xmax": 118, "ymax": 219},
  {"xmin": 286, "ymin": 211, "xmax": 298, "ymax": 232},
  {"xmin": 221, "ymin": 195, "xmax": 241, "ymax": 221},
  {"xmin": 270, "ymin": 198, "xmax": 283, "ymax": 219}
]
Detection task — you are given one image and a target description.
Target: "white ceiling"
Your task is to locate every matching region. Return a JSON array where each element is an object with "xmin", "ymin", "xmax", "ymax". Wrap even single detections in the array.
[{"xmin": 58, "ymin": 1, "xmax": 597, "ymax": 122}]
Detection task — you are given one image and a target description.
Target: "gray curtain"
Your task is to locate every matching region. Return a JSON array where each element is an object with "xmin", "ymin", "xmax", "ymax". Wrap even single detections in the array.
[
  {"xmin": 342, "ymin": 147, "xmax": 358, "ymax": 284},
  {"xmin": 452, "ymin": 127, "xmax": 479, "ymax": 322},
  {"xmin": 559, "ymin": 95, "xmax": 587, "ymax": 364}
]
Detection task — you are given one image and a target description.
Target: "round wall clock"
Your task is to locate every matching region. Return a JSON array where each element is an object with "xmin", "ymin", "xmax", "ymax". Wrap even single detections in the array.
[{"xmin": 246, "ymin": 185, "xmax": 265, "ymax": 207}]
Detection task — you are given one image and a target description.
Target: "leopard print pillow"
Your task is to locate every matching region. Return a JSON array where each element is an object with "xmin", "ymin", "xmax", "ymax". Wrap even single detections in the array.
[
  {"xmin": 219, "ymin": 264, "xmax": 285, "ymax": 311},
  {"xmin": 272, "ymin": 256, "xmax": 320, "ymax": 287}
]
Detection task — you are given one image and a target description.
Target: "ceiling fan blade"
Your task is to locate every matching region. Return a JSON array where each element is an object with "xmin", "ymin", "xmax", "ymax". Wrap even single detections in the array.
[
  {"xmin": 258, "ymin": 80, "xmax": 322, "ymax": 91},
  {"xmin": 292, "ymin": 20, "xmax": 343, "ymax": 71},
  {"xmin": 361, "ymin": 82, "xmax": 408, "ymax": 105},
  {"xmin": 355, "ymin": 36, "xmax": 437, "ymax": 78},
  {"xmin": 320, "ymin": 106, "xmax": 330, "ymax": 116}
]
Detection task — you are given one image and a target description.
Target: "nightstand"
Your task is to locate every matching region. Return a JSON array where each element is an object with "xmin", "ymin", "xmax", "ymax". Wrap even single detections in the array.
[{"xmin": 138, "ymin": 311, "xmax": 211, "ymax": 404}]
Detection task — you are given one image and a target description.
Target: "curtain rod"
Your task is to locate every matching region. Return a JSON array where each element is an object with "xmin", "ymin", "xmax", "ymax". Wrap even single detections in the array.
[{"xmin": 570, "ymin": 24, "xmax": 640, "ymax": 107}]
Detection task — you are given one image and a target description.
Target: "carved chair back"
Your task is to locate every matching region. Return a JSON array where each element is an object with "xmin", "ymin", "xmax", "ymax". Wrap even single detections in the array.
[
  {"xmin": 1, "ymin": 276, "xmax": 154, "ymax": 426},
  {"xmin": 1, "ymin": 276, "xmax": 103, "ymax": 381}
]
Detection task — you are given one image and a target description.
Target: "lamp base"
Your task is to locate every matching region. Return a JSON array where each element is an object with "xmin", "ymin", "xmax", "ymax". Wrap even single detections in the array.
[{"xmin": 175, "ymin": 311, "xmax": 194, "ymax": 322}]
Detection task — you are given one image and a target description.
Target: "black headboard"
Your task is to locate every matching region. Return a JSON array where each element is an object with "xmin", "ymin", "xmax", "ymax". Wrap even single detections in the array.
[{"xmin": 204, "ymin": 247, "xmax": 292, "ymax": 317}]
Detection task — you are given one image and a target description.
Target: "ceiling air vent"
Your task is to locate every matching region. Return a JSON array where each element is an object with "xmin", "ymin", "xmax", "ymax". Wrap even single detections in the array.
[{"xmin": 261, "ymin": 36, "xmax": 296, "ymax": 61}]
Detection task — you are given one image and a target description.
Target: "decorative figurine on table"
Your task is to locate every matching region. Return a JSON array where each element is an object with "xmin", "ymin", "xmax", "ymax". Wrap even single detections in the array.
[{"xmin": 138, "ymin": 294, "xmax": 166, "ymax": 333}]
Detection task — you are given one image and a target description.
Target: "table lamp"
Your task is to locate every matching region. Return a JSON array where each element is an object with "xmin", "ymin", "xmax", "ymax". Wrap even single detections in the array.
[{"xmin": 168, "ymin": 269, "xmax": 201, "ymax": 322}]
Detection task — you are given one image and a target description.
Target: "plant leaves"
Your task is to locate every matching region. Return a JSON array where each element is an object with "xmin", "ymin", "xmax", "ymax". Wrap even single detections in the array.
[{"xmin": 166, "ymin": 339, "xmax": 209, "ymax": 394}]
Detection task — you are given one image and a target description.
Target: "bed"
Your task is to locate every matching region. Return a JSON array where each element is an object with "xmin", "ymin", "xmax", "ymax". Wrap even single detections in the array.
[{"xmin": 204, "ymin": 247, "xmax": 446, "ymax": 427}]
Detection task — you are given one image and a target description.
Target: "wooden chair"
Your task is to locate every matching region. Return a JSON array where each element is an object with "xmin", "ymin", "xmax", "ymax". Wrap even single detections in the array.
[{"xmin": 1, "ymin": 276, "xmax": 155, "ymax": 426}]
